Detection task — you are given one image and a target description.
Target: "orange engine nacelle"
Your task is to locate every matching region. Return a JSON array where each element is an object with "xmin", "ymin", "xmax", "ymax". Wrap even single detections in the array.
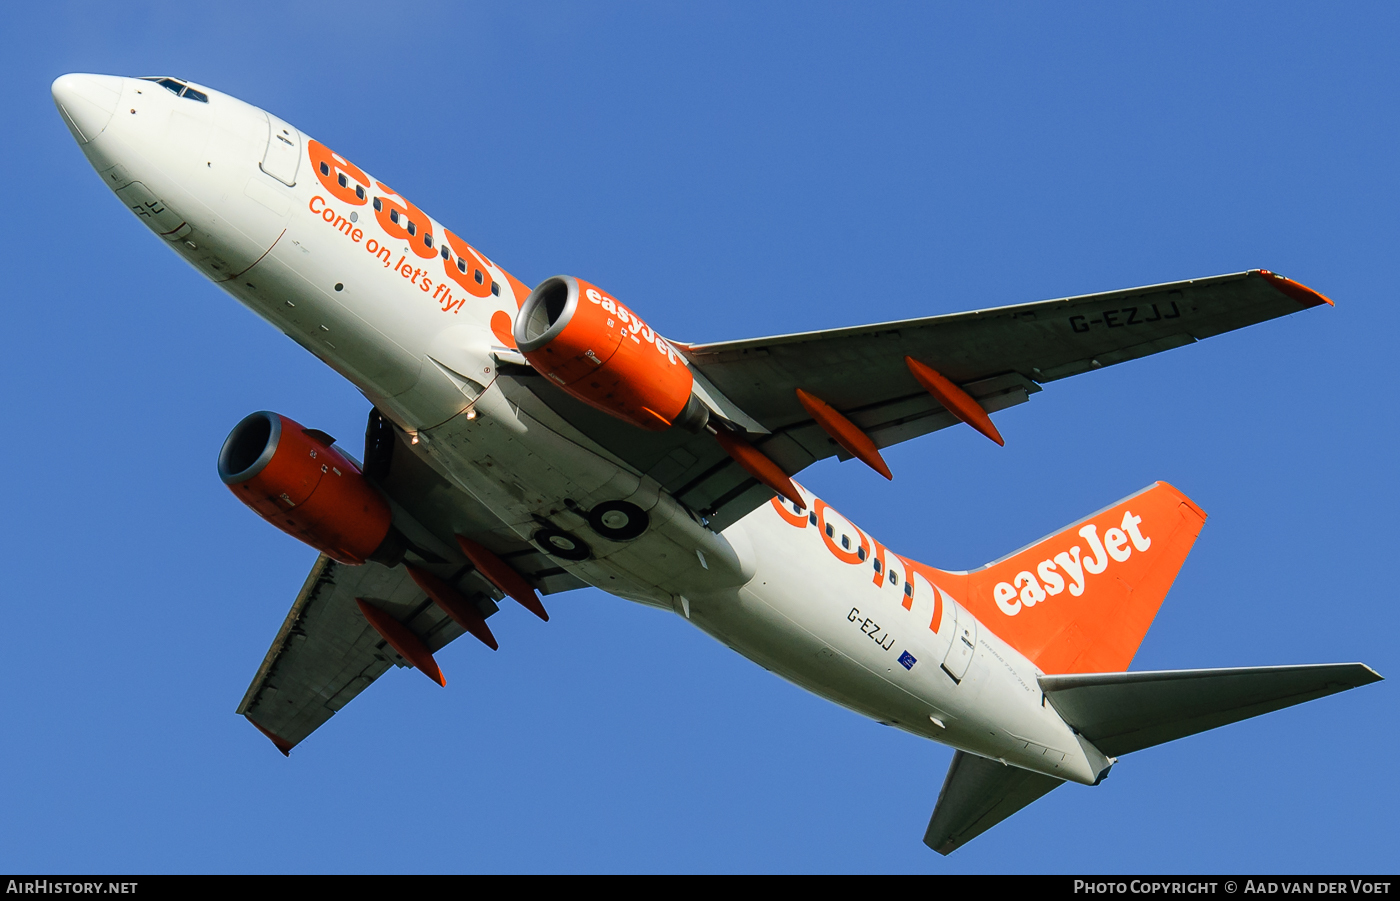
[
  {"xmin": 514, "ymin": 275, "xmax": 706, "ymax": 431},
  {"xmin": 218, "ymin": 411, "xmax": 393, "ymax": 565}
]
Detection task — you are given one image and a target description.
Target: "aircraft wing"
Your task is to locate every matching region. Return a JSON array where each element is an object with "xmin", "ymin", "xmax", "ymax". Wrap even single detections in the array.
[
  {"xmin": 237, "ymin": 419, "xmax": 586, "ymax": 753},
  {"xmin": 923, "ymin": 751, "xmax": 1064, "ymax": 855},
  {"xmin": 502, "ymin": 269, "xmax": 1330, "ymax": 530},
  {"xmin": 236, "ymin": 555, "xmax": 453, "ymax": 752}
]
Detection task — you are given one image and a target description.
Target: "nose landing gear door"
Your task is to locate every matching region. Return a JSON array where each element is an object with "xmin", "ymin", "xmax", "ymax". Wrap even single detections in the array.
[
  {"xmin": 260, "ymin": 112, "xmax": 301, "ymax": 187},
  {"xmin": 115, "ymin": 181, "xmax": 190, "ymax": 241},
  {"xmin": 941, "ymin": 601, "xmax": 977, "ymax": 683}
]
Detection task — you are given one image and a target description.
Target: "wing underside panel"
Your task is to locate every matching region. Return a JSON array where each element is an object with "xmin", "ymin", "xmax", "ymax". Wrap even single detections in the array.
[
  {"xmin": 235, "ymin": 555, "xmax": 476, "ymax": 750},
  {"xmin": 238, "ymin": 424, "xmax": 590, "ymax": 753},
  {"xmin": 496, "ymin": 270, "xmax": 1327, "ymax": 531}
]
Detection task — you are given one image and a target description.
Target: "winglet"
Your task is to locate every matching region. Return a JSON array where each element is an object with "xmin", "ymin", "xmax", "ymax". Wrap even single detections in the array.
[
  {"xmin": 1257, "ymin": 270, "xmax": 1335, "ymax": 307},
  {"xmin": 247, "ymin": 717, "xmax": 294, "ymax": 756}
]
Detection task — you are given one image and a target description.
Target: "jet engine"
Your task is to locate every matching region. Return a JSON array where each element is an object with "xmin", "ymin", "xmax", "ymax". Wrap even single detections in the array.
[
  {"xmin": 515, "ymin": 275, "xmax": 707, "ymax": 431},
  {"xmin": 218, "ymin": 411, "xmax": 395, "ymax": 565}
]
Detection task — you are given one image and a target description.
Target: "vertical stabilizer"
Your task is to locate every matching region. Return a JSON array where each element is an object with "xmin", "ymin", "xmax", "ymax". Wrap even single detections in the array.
[{"xmin": 937, "ymin": 482, "xmax": 1206, "ymax": 674}]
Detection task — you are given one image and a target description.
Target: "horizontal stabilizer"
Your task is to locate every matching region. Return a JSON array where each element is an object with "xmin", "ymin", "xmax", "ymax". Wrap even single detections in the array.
[
  {"xmin": 1040, "ymin": 663, "xmax": 1383, "ymax": 758},
  {"xmin": 923, "ymin": 751, "xmax": 1064, "ymax": 855}
]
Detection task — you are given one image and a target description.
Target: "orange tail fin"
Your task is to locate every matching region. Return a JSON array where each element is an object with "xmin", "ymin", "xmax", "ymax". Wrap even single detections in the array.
[{"xmin": 940, "ymin": 482, "xmax": 1206, "ymax": 674}]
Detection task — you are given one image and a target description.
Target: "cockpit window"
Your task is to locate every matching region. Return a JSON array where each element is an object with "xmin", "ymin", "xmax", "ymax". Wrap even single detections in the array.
[
  {"xmin": 137, "ymin": 77, "xmax": 208, "ymax": 103},
  {"xmin": 140, "ymin": 76, "xmax": 185, "ymax": 95}
]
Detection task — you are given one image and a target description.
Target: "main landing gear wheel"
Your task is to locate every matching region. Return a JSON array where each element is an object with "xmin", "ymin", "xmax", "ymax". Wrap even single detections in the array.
[
  {"xmin": 533, "ymin": 527, "xmax": 591, "ymax": 561},
  {"xmin": 587, "ymin": 500, "xmax": 650, "ymax": 541}
]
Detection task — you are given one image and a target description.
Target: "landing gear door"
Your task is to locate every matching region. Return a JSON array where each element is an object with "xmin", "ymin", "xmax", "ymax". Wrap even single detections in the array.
[
  {"xmin": 115, "ymin": 181, "xmax": 189, "ymax": 241},
  {"xmin": 941, "ymin": 601, "xmax": 977, "ymax": 683},
  {"xmin": 260, "ymin": 112, "xmax": 300, "ymax": 187}
]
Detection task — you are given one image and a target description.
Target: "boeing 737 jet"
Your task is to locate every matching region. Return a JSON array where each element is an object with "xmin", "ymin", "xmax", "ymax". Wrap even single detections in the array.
[{"xmin": 51, "ymin": 72, "xmax": 1382, "ymax": 854}]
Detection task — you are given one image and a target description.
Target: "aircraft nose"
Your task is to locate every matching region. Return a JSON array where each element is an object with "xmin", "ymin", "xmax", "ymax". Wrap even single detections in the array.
[{"xmin": 52, "ymin": 73, "xmax": 123, "ymax": 144}]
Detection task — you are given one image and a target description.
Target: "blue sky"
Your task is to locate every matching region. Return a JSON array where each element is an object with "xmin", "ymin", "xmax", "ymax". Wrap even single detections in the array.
[{"xmin": 2, "ymin": 1, "xmax": 1396, "ymax": 874}]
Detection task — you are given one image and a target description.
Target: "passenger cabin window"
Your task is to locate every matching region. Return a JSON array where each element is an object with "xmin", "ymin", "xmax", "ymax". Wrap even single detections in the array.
[
  {"xmin": 424, "ymin": 235, "xmax": 433, "ymax": 249},
  {"xmin": 841, "ymin": 535, "xmax": 850, "ymax": 550},
  {"xmin": 824, "ymin": 523, "xmax": 834, "ymax": 538},
  {"xmin": 904, "ymin": 581, "xmax": 913, "ymax": 597},
  {"xmin": 873, "ymin": 558, "xmax": 881, "ymax": 572},
  {"xmin": 491, "ymin": 281, "xmax": 501, "ymax": 296},
  {"xmin": 440, "ymin": 247, "xmax": 450, "ymax": 260},
  {"xmin": 373, "ymin": 198, "xmax": 383, "ymax": 212},
  {"xmin": 889, "ymin": 571, "xmax": 898, "ymax": 586},
  {"xmin": 474, "ymin": 269, "xmax": 484, "ymax": 284},
  {"xmin": 857, "ymin": 546, "xmax": 867, "ymax": 561},
  {"xmin": 457, "ymin": 258, "xmax": 467, "ymax": 273},
  {"xmin": 389, "ymin": 210, "xmax": 399, "ymax": 223},
  {"xmin": 808, "ymin": 511, "xmax": 817, "ymax": 526},
  {"xmin": 355, "ymin": 185, "xmax": 365, "ymax": 200}
]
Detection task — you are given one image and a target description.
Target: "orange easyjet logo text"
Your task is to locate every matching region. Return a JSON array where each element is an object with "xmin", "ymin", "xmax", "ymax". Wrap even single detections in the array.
[{"xmin": 305, "ymin": 139, "xmax": 505, "ymax": 314}]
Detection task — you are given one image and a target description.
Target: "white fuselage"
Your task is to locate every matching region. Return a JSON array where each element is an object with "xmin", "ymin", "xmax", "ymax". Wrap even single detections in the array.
[{"xmin": 56, "ymin": 74, "xmax": 1108, "ymax": 785}]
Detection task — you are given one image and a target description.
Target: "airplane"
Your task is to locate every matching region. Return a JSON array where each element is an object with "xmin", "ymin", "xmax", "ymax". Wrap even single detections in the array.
[{"xmin": 51, "ymin": 71, "xmax": 1381, "ymax": 855}]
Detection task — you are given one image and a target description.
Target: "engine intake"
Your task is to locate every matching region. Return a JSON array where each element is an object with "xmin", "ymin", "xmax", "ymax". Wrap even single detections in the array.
[
  {"xmin": 515, "ymin": 275, "xmax": 706, "ymax": 432},
  {"xmin": 218, "ymin": 411, "xmax": 394, "ymax": 565}
]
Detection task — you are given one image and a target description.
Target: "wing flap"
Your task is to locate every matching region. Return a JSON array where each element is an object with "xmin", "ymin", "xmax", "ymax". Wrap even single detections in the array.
[
  {"xmin": 235, "ymin": 555, "xmax": 471, "ymax": 751},
  {"xmin": 1039, "ymin": 663, "xmax": 1383, "ymax": 758},
  {"xmin": 923, "ymin": 751, "xmax": 1064, "ymax": 855},
  {"xmin": 863, "ymin": 371, "xmax": 1039, "ymax": 450},
  {"xmin": 686, "ymin": 269, "xmax": 1322, "ymax": 425},
  {"xmin": 1037, "ymin": 332, "xmax": 1196, "ymax": 381}
]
